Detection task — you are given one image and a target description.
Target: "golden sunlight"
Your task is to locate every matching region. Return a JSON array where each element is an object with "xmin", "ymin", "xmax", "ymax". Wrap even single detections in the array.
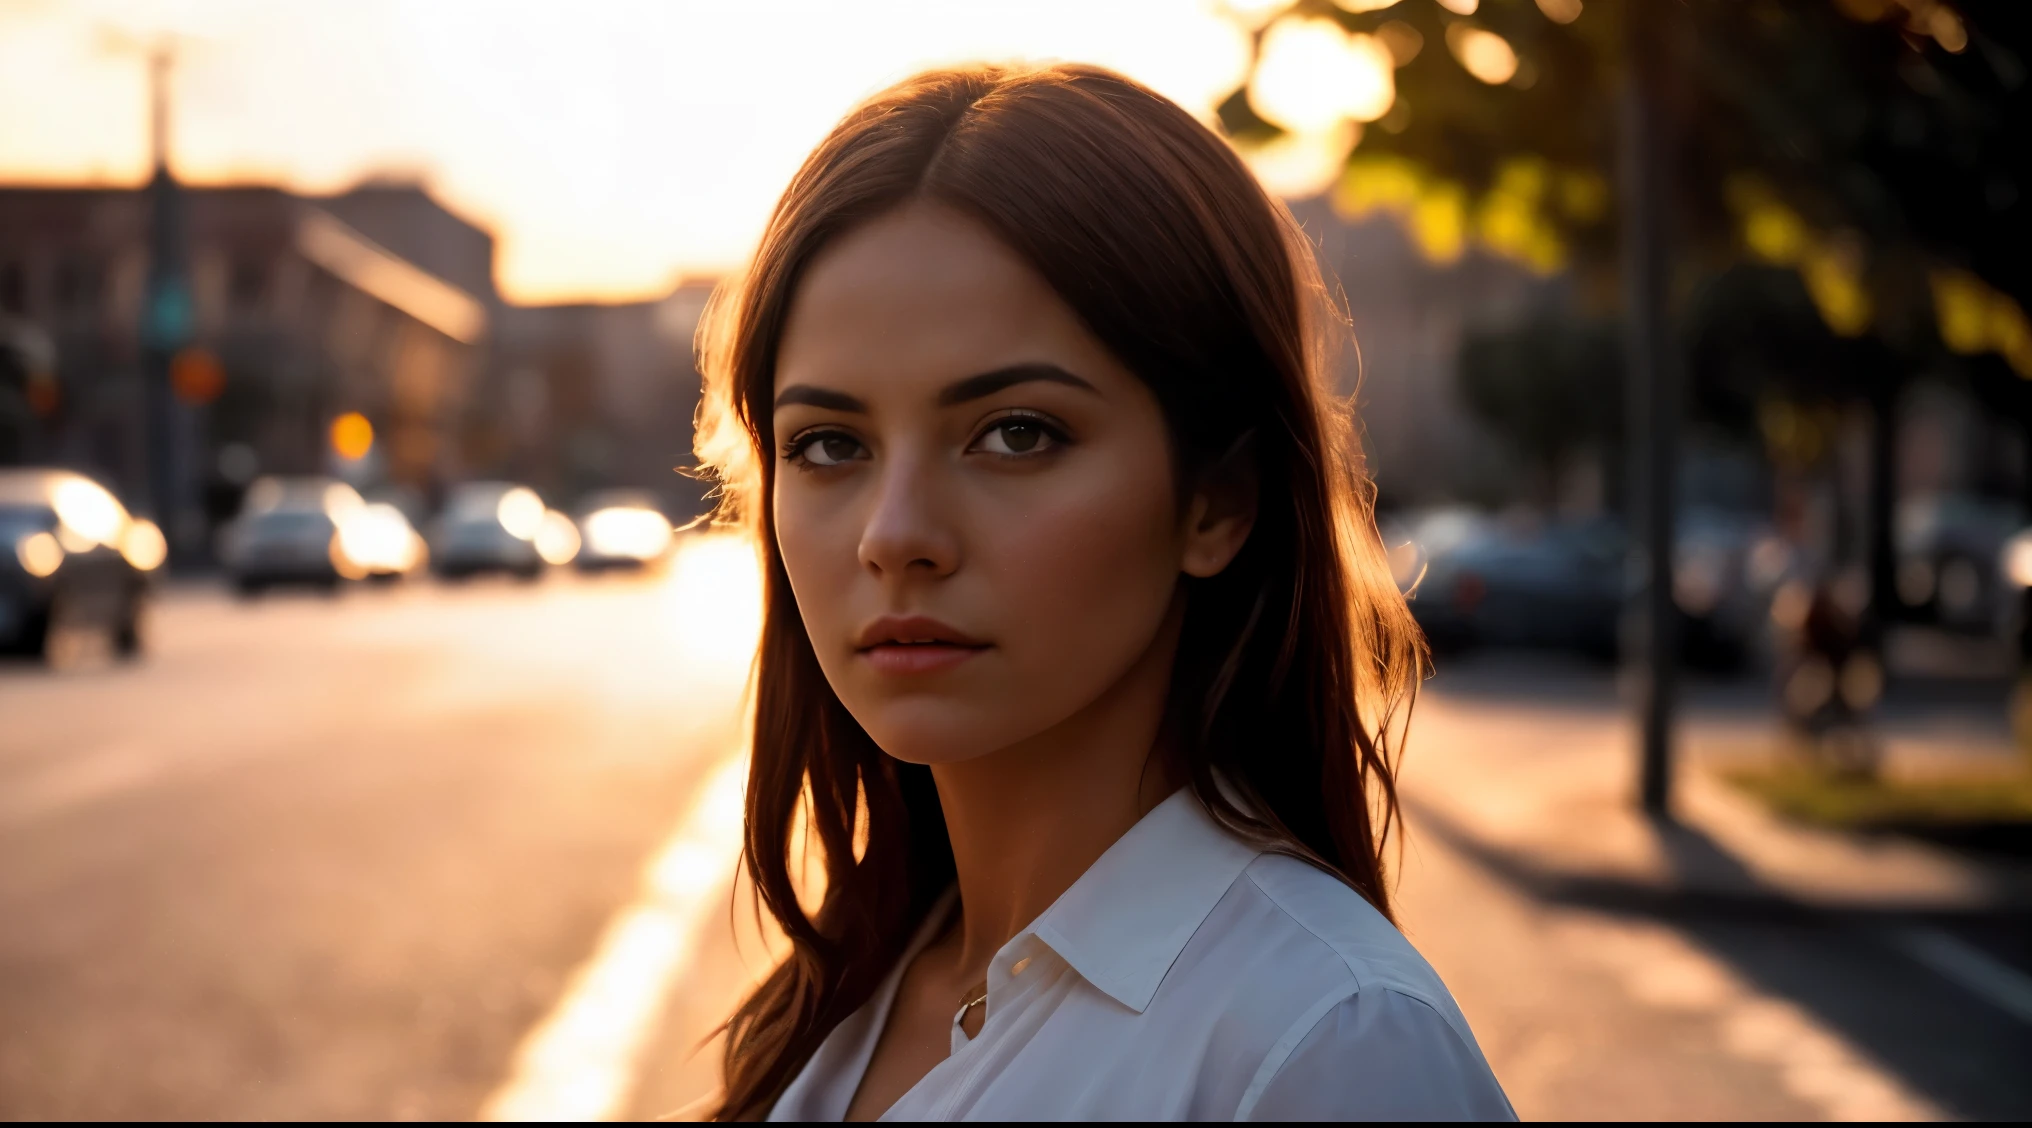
[
  {"xmin": 0, "ymin": 0, "xmax": 1250, "ymax": 304},
  {"xmin": 1249, "ymin": 16, "xmax": 1396, "ymax": 134}
]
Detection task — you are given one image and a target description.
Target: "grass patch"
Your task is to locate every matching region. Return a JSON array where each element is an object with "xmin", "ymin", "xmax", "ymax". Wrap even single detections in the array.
[
  {"xmin": 1726, "ymin": 763, "xmax": 2032, "ymax": 829},
  {"xmin": 1725, "ymin": 761, "xmax": 2032, "ymax": 857}
]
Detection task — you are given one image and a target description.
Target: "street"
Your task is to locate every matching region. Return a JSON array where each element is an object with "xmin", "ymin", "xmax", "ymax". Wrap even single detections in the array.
[
  {"xmin": 2, "ymin": 555, "xmax": 2027, "ymax": 1120},
  {"xmin": 0, "ymin": 546, "xmax": 761, "ymax": 1120}
]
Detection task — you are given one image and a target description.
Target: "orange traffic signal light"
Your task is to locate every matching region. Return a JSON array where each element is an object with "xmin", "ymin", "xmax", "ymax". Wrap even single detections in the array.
[
  {"xmin": 330, "ymin": 412, "xmax": 374, "ymax": 461},
  {"xmin": 170, "ymin": 348, "xmax": 225, "ymax": 405}
]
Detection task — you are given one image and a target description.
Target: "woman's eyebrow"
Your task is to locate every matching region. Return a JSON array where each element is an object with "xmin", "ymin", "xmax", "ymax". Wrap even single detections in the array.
[
  {"xmin": 772, "ymin": 364, "xmax": 1096, "ymax": 412},
  {"xmin": 773, "ymin": 385, "xmax": 867, "ymax": 412},
  {"xmin": 936, "ymin": 363, "xmax": 1097, "ymax": 406}
]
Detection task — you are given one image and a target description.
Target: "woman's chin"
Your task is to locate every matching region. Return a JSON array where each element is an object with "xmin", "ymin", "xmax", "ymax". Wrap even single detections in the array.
[{"xmin": 855, "ymin": 704, "xmax": 1047, "ymax": 768}]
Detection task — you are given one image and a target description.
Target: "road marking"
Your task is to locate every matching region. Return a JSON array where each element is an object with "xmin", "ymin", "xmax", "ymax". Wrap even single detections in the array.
[
  {"xmin": 479, "ymin": 752, "xmax": 750, "ymax": 1122},
  {"xmin": 1890, "ymin": 926, "xmax": 2032, "ymax": 1026}
]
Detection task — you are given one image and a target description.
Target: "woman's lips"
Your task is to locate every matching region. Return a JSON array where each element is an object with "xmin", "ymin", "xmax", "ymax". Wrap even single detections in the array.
[
  {"xmin": 854, "ymin": 614, "xmax": 989, "ymax": 675},
  {"xmin": 859, "ymin": 642, "xmax": 987, "ymax": 675}
]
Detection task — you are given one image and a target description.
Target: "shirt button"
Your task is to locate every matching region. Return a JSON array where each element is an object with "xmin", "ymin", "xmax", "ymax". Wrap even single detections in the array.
[{"xmin": 1011, "ymin": 957, "xmax": 1032, "ymax": 976}]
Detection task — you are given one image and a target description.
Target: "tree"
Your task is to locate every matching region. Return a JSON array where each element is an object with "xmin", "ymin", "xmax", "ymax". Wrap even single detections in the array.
[
  {"xmin": 1457, "ymin": 311, "xmax": 1621, "ymax": 508},
  {"xmin": 1225, "ymin": 0, "xmax": 2030, "ymax": 609},
  {"xmin": 1224, "ymin": 0, "xmax": 2030, "ymax": 367}
]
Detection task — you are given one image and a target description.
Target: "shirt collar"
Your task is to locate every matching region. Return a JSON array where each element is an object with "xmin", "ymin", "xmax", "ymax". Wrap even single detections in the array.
[{"xmin": 1019, "ymin": 787, "xmax": 1263, "ymax": 1014}]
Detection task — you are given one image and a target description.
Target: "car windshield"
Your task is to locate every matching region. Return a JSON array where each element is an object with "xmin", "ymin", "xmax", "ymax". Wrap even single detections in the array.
[
  {"xmin": 446, "ymin": 486, "xmax": 529, "ymax": 529},
  {"xmin": 0, "ymin": 505, "xmax": 56, "ymax": 541},
  {"xmin": 244, "ymin": 510, "xmax": 334, "ymax": 539}
]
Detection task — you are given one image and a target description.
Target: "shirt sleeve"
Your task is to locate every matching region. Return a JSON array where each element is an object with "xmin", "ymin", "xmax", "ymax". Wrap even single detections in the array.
[{"xmin": 1242, "ymin": 988, "xmax": 1517, "ymax": 1122}]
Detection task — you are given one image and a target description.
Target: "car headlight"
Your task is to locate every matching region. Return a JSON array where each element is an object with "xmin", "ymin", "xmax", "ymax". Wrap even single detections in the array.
[
  {"xmin": 2004, "ymin": 531, "xmax": 2032, "ymax": 590},
  {"xmin": 120, "ymin": 519, "xmax": 168, "ymax": 571},
  {"xmin": 15, "ymin": 531, "xmax": 63, "ymax": 577},
  {"xmin": 583, "ymin": 507, "xmax": 673, "ymax": 560}
]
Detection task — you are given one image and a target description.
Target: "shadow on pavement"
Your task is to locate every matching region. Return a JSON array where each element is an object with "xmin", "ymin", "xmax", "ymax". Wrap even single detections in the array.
[{"xmin": 1412, "ymin": 797, "xmax": 2032, "ymax": 1119}]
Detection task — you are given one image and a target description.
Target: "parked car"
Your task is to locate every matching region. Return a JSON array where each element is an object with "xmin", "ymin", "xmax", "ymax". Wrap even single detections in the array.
[
  {"xmin": 0, "ymin": 468, "xmax": 162, "ymax": 660},
  {"xmin": 1672, "ymin": 507, "xmax": 1780, "ymax": 672},
  {"xmin": 220, "ymin": 476, "xmax": 367, "ymax": 594},
  {"xmin": 2005, "ymin": 526, "xmax": 2032, "ymax": 662},
  {"xmin": 2004, "ymin": 527, "xmax": 2032, "ymax": 753},
  {"xmin": 432, "ymin": 482, "xmax": 546, "ymax": 579},
  {"xmin": 1405, "ymin": 507, "xmax": 1771, "ymax": 669},
  {"xmin": 1412, "ymin": 514, "xmax": 1625, "ymax": 661},
  {"xmin": 574, "ymin": 490, "xmax": 675, "ymax": 572},
  {"xmin": 1895, "ymin": 493, "xmax": 2026, "ymax": 634}
]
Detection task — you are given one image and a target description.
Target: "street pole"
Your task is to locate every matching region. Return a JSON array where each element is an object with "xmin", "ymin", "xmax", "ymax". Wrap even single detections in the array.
[
  {"xmin": 1619, "ymin": 5, "xmax": 1679, "ymax": 816},
  {"xmin": 140, "ymin": 46, "xmax": 193, "ymax": 553}
]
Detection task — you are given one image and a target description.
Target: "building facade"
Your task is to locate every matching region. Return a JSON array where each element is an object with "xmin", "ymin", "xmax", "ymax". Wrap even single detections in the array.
[{"xmin": 0, "ymin": 183, "xmax": 491, "ymax": 542}]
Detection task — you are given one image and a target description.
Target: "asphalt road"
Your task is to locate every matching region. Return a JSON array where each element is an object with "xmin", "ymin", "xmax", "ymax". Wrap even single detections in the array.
[
  {"xmin": 1, "ymin": 564, "xmax": 2025, "ymax": 1120},
  {"xmin": 0, "ymin": 558, "xmax": 758, "ymax": 1120}
]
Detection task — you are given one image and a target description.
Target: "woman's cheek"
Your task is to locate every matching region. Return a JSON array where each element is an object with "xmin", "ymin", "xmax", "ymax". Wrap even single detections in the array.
[
  {"xmin": 773, "ymin": 487, "xmax": 861, "ymax": 652},
  {"xmin": 980, "ymin": 470, "xmax": 1179, "ymax": 689}
]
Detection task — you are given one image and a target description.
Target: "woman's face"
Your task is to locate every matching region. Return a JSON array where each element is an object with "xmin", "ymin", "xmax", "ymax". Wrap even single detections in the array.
[{"xmin": 770, "ymin": 202, "xmax": 1248, "ymax": 765}]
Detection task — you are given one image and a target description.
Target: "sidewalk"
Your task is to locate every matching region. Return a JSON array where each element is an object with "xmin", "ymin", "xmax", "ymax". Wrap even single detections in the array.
[{"xmin": 1402, "ymin": 665, "xmax": 2032, "ymax": 917}]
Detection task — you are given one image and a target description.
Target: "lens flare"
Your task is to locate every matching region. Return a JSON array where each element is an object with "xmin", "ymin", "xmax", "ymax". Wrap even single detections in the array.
[{"xmin": 663, "ymin": 533, "xmax": 764, "ymax": 676}]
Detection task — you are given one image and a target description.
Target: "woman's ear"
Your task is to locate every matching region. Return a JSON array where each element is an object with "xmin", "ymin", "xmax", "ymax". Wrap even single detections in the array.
[{"xmin": 1181, "ymin": 432, "xmax": 1259, "ymax": 579}]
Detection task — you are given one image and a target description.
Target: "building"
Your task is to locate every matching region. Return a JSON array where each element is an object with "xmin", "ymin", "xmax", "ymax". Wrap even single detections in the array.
[
  {"xmin": 0, "ymin": 182, "xmax": 491, "ymax": 543},
  {"xmin": 475, "ymin": 279, "xmax": 715, "ymax": 520},
  {"xmin": 1292, "ymin": 199, "xmax": 1551, "ymax": 509}
]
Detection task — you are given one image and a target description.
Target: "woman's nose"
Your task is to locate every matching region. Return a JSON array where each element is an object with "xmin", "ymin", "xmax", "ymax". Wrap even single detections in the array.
[{"xmin": 857, "ymin": 452, "xmax": 960, "ymax": 579}]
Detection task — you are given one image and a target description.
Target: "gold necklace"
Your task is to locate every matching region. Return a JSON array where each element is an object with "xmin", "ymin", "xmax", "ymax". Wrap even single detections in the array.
[{"xmin": 954, "ymin": 984, "xmax": 989, "ymax": 1027}]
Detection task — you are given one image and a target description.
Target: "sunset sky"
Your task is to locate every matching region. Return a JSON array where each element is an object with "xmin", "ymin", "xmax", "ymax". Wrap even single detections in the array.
[{"xmin": 0, "ymin": 0, "xmax": 1255, "ymax": 304}]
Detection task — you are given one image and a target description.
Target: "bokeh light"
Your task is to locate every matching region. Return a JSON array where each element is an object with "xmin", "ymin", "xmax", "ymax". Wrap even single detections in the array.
[
  {"xmin": 496, "ymin": 487, "xmax": 547, "ymax": 541},
  {"xmin": 119, "ymin": 519, "xmax": 168, "ymax": 571},
  {"xmin": 1447, "ymin": 25, "xmax": 1519, "ymax": 86},
  {"xmin": 1248, "ymin": 16, "xmax": 1395, "ymax": 134},
  {"xmin": 535, "ymin": 510, "xmax": 582, "ymax": 566},
  {"xmin": 329, "ymin": 412, "xmax": 374, "ymax": 461},
  {"xmin": 15, "ymin": 530, "xmax": 63, "ymax": 577}
]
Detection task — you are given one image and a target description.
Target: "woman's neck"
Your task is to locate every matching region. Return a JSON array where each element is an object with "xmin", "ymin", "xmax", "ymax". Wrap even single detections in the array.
[{"xmin": 927, "ymin": 600, "xmax": 1185, "ymax": 974}]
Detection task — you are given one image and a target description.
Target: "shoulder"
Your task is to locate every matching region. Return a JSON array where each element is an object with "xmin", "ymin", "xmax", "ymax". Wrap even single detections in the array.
[
  {"xmin": 1207, "ymin": 855, "xmax": 1511, "ymax": 1119},
  {"xmin": 1232, "ymin": 853, "xmax": 1464, "ymax": 1018}
]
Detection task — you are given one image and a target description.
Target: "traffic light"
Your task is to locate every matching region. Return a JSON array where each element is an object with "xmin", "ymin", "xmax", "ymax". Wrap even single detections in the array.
[
  {"xmin": 330, "ymin": 412, "xmax": 374, "ymax": 461},
  {"xmin": 169, "ymin": 348, "xmax": 224, "ymax": 406}
]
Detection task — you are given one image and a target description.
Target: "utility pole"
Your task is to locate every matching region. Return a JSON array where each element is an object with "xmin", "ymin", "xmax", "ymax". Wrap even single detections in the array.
[
  {"xmin": 1619, "ymin": 4, "xmax": 1680, "ymax": 816},
  {"xmin": 139, "ymin": 43, "xmax": 194, "ymax": 556}
]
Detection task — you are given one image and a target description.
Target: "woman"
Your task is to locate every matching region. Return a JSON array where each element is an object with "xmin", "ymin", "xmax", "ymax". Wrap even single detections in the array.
[{"xmin": 695, "ymin": 63, "xmax": 1513, "ymax": 1121}]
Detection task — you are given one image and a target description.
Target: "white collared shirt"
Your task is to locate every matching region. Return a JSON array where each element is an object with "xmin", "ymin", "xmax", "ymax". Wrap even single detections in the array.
[{"xmin": 768, "ymin": 788, "xmax": 1515, "ymax": 1121}]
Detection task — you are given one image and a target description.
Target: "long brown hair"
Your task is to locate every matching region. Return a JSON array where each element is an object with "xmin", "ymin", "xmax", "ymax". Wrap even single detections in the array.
[{"xmin": 693, "ymin": 63, "xmax": 1425, "ymax": 1120}]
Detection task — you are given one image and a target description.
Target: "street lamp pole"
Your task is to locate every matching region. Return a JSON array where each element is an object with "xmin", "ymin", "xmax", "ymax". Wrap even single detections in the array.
[
  {"xmin": 1618, "ymin": 4, "xmax": 1680, "ymax": 816},
  {"xmin": 140, "ymin": 45, "xmax": 193, "ymax": 553}
]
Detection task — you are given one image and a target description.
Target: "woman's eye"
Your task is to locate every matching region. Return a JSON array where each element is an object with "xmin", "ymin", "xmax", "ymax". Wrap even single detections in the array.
[
  {"xmin": 790, "ymin": 432, "xmax": 865, "ymax": 467},
  {"xmin": 972, "ymin": 418, "xmax": 1060, "ymax": 456}
]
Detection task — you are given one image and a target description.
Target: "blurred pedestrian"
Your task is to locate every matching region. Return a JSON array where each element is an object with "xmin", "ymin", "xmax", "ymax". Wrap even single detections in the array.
[
  {"xmin": 694, "ymin": 65, "xmax": 1510, "ymax": 1122},
  {"xmin": 1773, "ymin": 570, "xmax": 1883, "ymax": 777}
]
